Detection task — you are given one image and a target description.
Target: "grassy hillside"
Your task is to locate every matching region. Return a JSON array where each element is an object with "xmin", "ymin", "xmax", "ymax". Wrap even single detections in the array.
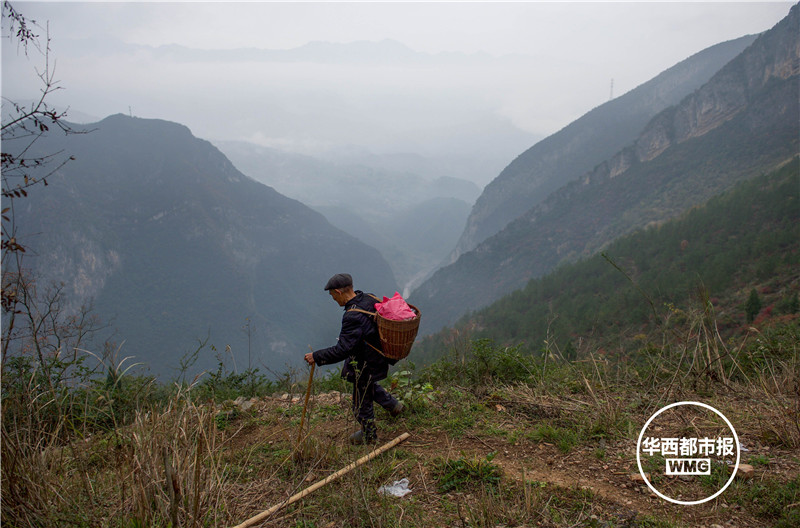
[
  {"xmin": 415, "ymin": 158, "xmax": 799, "ymax": 363},
  {"xmin": 2, "ymin": 309, "xmax": 798, "ymax": 527},
  {"xmin": 2, "ymin": 153, "xmax": 797, "ymax": 528}
]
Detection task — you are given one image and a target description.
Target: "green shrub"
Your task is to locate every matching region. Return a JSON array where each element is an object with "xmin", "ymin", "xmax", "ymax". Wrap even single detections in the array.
[
  {"xmin": 528, "ymin": 423, "xmax": 580, "ymax": 453},
  {"xmin": 431, "ymin": 452, "xmax": 502, "ymax": 492},
  {"xmin": 388, "ymin": 367, "xmax": 436, "ymax": 410},
  {"xmin": 193, "ymin": 366, "xmax": 275, "ymax": 402},
  {"xmin": 732, "ymin": 477, "xmax": 800, "ymax": 526},
  {"xmin": 425, "ymin": 339, "xmax": 533, "ymax": 387}
]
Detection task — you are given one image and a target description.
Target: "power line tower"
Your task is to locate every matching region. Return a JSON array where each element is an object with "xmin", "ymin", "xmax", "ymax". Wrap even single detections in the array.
[{"xmin": 609, "ymin": 78, "xmax": 614, "ymax": 100}]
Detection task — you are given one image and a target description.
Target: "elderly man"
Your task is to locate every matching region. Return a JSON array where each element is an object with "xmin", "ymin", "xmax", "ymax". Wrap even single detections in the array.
[{"xmin": 304, "ymin": 273, "xmax": 404, "ymax": 444}]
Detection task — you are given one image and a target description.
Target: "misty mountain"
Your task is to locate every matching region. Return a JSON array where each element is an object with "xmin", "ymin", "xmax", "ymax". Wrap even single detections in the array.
[
  {"xmin": 10, "ymin": 114, "xmax": 398, "ymax": 377},
  {"xmin": 61, "ymin": 37, "xmax": 529, "ymax": 66},
  {"xmin": 43, "ymin": 35, "xmax": 543, "ymax": 183},
  {"xmin": 214, "ymin": 141, "xmax": 482, "ymax": 206},
  {"xmin": 215, "ymin": 112, "xmax": 539, "ymax": 188},
  {"xmin": 315, "ymin": 197, "xmax": 473, "ymax": 297},
  {"xmin": 310, "ymin": 115, "xmax": 542, "ymax": 187},
  {"xmin": 214, "ymin": 140, "xmax": 480, "ymax": 291},
  {"xmin": 411, "ymin": 5, "xmax": 799, "ymax": 335},
  {"xmin": 448, "ymin": 33, "xmax": 760, "ymax": 263}
]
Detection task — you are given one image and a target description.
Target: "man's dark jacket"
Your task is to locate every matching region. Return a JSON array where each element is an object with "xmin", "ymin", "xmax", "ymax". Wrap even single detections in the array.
[{"xmin": 312, "ymin": 291, "xmax": 396, "ymax": 382}]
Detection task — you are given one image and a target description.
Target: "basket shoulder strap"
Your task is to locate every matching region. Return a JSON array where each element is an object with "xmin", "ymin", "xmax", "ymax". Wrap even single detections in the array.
[
  {"xmin": 347, "ymin": 307, "xmax": 376, "ymax": 317},
  {"xmin": 347, "ymin": 307, "xmax": 384, "ymax": 355}
]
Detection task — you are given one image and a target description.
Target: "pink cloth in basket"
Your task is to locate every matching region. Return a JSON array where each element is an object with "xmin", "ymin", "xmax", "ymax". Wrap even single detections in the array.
[{"xmin": 374, "ymin": 292, "xmax": 416, "ymax": 321}]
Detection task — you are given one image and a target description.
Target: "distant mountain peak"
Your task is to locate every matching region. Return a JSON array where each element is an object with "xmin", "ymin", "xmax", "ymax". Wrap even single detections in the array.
[
  {"xmin": 14, "ymin": 114, "xmax": 398, "ymax": 377},
  {"xmin": 60, "ymin": 35, "xmax": 507, "ymax": 65}
]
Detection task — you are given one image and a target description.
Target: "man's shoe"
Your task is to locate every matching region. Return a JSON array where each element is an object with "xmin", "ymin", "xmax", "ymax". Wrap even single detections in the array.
[
  {"xmin": 389, "ymin": 401, "xmax": 405, "ymax": 417},
  {"xmin": 349, "ymin": 429, "xmax": 377, "ymax": 445}
]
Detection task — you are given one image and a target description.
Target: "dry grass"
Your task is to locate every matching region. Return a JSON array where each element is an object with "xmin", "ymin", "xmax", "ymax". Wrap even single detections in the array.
[
  {"xmin": 118, "ymin": 389, "xmax": 228, "ymax": 527},
  {"xmin": 2, "ymin": 310, "xmax": 798, "ymax": 527},
  {"xmin": 0, "ymin": 369, "xmax": 94, "ymax": 527},
  {"xmin": 748, "ymin": 356, "xmax": 800, "ymax": 449},
  {"xmin": 1, "ymin": 385, "xmax": 232, "ymax": 527}
]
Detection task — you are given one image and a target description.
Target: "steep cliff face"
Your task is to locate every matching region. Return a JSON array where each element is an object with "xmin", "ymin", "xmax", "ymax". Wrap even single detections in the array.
[
  {"xmin": 635, "ymin": 9, "xmax": 799, "ymax": 162},
  {"xmin": 449, "ymin": 34, "xmax": 759, "ymax": 263},
  {"xmin": 13, "ymin": 115, "xmax": 399, "ymax": 377},
  {"xmin": 36, "ymin": 231, "xmax": 121, "ymax": 310},
  {"xmin": 412, "ymin": 4, "xmax": 799, "ymax": 335},
  {"xmin": 581, "ymin": 3, "xmax": 799, "ymax": 187}
]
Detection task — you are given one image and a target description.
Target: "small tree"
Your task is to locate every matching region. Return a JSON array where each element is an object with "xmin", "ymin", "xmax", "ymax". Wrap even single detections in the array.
[
  {"xmin": 1, "ymin": 0, "xmax": 76, "ymax": 200},
  {"xmin": 1, "ymin": 0, "xmax": 109, "ymax": 427},
  {"xmin": 745, "ymin": 288, "xmax": 762, "ymax": 324},
  {"xmin": 777, "ymin": 291, "xmax": 799, "ymax": 315},
  {"xmin": 1, "ymin": 1, "xmax": 83, "ymax": 358}
]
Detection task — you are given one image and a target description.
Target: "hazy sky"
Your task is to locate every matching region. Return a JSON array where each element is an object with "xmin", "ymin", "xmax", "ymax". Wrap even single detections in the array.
[{"xmin": 2, "ymin": 1, "xmax": 794, "ymax": 181}]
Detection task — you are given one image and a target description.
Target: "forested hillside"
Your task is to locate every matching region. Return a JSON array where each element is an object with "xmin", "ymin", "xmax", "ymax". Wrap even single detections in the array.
[{"xmin": 415, "ymin": 158, "xmax": 800, "ymax": 362}]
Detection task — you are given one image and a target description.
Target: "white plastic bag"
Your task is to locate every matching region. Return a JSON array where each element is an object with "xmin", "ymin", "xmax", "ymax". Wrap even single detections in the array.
[{"xmin": 377, "ymin": 477, "xmax": 412, "ymax": 497}]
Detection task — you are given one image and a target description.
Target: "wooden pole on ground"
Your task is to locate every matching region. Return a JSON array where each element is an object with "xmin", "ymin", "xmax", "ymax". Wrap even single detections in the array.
[{"xmin": 231, "ymin": 432, "xmax": 411, "ymax": 528}]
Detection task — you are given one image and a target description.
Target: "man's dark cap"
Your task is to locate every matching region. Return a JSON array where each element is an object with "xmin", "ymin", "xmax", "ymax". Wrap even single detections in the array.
[{"xmin": 324, "ymin": 273, "xmax": 353, "ymax": 291}]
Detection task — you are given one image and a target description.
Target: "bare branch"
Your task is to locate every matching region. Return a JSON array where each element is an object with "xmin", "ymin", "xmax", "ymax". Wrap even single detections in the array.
[{"xmin": 1, "ymin": 1, "xmax": 40, "ymax": 55}]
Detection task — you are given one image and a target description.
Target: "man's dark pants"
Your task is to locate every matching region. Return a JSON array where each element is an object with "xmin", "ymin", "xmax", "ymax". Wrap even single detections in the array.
[{"xmin": 352, "ymin": 373, "xmax": 399, "ymax": 439}]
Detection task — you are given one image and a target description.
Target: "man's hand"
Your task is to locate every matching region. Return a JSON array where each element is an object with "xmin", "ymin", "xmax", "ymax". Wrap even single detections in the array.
[{"xmin": 304, "ymin": 352, "xmax": 315, "ymax": 366}]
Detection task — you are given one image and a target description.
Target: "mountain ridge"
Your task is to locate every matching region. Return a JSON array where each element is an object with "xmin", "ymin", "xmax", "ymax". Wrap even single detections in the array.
[
  {"xmin": 12, "ymin": 114, "xmax": 399, "ymax": 377},
  {"xmin": 61, "ymin": 37, "xmax": 522, "ymax": 65},
  {"xmin": 448, "ymin": 34, "xmax": 761, "ymax": 264},
  {"xmin": 214, "ymin": 138, "xmax": 481, "ymax": 290},
  {"xmin": 412, "ymin": 5, "xmax": 799, "ymax": 334}
]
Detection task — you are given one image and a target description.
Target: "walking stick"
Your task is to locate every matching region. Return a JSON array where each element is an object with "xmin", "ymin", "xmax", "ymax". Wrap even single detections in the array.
[{"xmin": 296, "ymin": 345, "xmax": 316, "ymax": 446}]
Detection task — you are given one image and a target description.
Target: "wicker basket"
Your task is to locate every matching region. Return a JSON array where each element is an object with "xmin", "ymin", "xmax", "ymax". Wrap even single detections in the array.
[{"xmin": 376, "ymin": 304, "xmax": 421, "ymax": 360}]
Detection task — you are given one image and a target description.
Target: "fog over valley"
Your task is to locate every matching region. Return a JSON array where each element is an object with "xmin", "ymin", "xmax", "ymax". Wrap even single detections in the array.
[{"xmin": 3, "ymin": 2, "xmax": 791, "ymax": 184}]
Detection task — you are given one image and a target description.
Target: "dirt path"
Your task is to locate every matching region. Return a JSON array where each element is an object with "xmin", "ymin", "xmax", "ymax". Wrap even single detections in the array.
[
  {"xmin": 233, "ymin": 392, "xmax": 798, "ymax": 527},
  {"xmin": 403, "ymin": 429, "xmax": 668, "ymax": 519}
]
